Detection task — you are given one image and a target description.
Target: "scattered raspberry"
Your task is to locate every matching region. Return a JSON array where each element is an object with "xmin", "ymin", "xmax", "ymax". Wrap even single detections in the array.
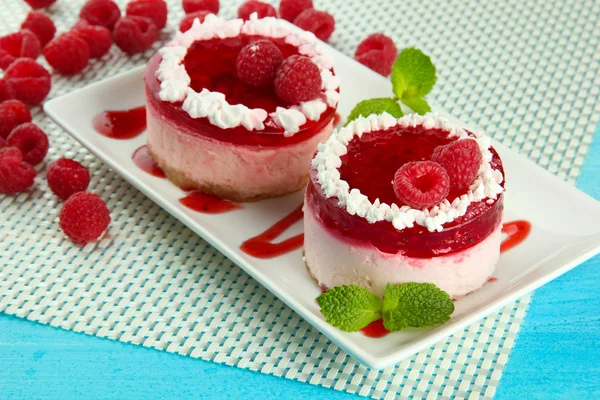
[
  {"xmin": 113, "ymin": 16, "xmax": 159, "ymax": 55},
  {"xmin": 432, "ymin": 138, "xmax": 483, "ymax": 192},
  {"xmin": 293, "ymin": 9, "xmax": 335, "ymax": 42},
  {"xmin": 21, "ymin": 11, "xmax": 56, "ymax": 47},
  {"xmin": 44, "ymin": 32, "xmax": 90, "ymax": 76},
  {"xmin": 238, "ymin": 1, "xmax": 277, "ymax": 20},
  {"xmin": 6, "ymin": 122, "xmax": 49, "ymax": 166},
  {"xmin": 0, "ymin": 100, "xmax": 31, "ymax": 139},
  {"xmin": 47, "ymin": 158, "xmax": 91, "ymax": 201},
  {"xmin": 0, "ymin": 147, "xmax": 36, "ymax": 194},
  {"xmin": 355, "ymin": 33, "xmax": 398, "ymax": 76},
  {"xmin": 0, "ymin": 79, "xmax": 11, "ymax": 102},
  {"xmin": 23, "ymin": 0, "xmax": 56, "ymax": 9},
  {"xmin": 0, "ymin": 30, "xmax": 41, "ymax": 70},
  {"xmin": 80, "ymin": 0, "xmax": 121, "ymax": 31},
  {"xmin": 393, "ymin": 161, "xmax": 450, "ymax": 209},
  {"xmin": 182, "ymin": 0, "xmax": 219, "ymax": 14},
  {"xmin": 179, "ymin": 11, "xmax": 209, "ymax": 32},
  {"xmin": 71, "ymin": 20, "xmax": 112, "ymax": 59},
  {"xmin": 279, "ymin": 0, "xmax": 312, "ymax": 22},
  {"xmin": 3, "ymin": 58, "xmax": 51, "ymax": 105},
  {"xmin": 126, "ymin": 0, "xmax": 168, "ymax": 30},
  {"xmin": 59, "ymin": 192, "xmax": 111, "ymax": 244},
  {"xmin": 237, "ymin": 40, "xmax": 283, "ymax": 87},
  {"xmin": 274, "ymin": 55, "xmax": 321, "ymax": 104}
]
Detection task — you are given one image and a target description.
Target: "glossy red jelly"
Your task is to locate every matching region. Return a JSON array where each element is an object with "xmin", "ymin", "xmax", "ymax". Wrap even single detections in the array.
[
  {"xmin": 179, "ymin": 191, "xmax": 242, "ymax": 214},
  {"xmin": 306, "ymin": 125, "xmax": 505, "ymax": 258},
  {"xmin": 144, "ymin": 35, "xmax": 336, "ymax": 147}
]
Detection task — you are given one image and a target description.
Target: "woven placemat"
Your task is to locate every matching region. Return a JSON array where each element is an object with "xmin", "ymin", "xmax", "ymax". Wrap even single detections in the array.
[{"xmin": 1, "ymin": 0, "xmax": 598, "ymax": 398}]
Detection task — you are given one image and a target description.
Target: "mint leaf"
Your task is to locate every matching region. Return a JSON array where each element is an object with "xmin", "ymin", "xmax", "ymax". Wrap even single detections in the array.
[
  {"xmin": 401, "ymin": 96, "xmax": 431, "ymax": 115},
  {"xmin": 391, "ymin": 48, "xmax": 436, "ymax": 100},
  {"xmin": 382, "ymin": 283, "xmax": 454, "ymax": 331},
  {"xmin": 346, "ymin": 97, "xmax": 403, "ymax": 125},
  {"xmin": 317, "ymin": 285, "xmax": 381, "ymax": 332}
]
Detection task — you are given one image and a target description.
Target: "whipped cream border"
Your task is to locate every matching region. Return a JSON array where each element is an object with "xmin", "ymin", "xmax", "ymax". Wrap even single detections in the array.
[
  {"xmin": 310, "ymin": 113, "xmax": 505, "ymax": 233},
  {"xmin": 156, "ymin": 13, "xmax": 340, "ymax": 135}
]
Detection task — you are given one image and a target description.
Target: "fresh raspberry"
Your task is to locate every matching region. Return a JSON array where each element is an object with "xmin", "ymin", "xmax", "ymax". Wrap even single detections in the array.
[
  {"xmin": 279, "ymin": 0, "xmax": 312, "ymax": 22},
  {"xmin": 0, "ymin": 79, "xmax": 12, "ymax": 102},
  {"xmin": 47, "ymin": 158, "xmax": 91, "ymax": 201},
  {"xmin": 23, "ymin": 0, "xmax": 56, "ymax": 9},
  {"xmin": 355, "ymin": 33, "xmax": 398, "ymax": 76},
  {"xmin": 6, "ymin": 122, "xmax": 49, "ymax": 166},
  {"xmin": 0, "ymin": 100, "xmax": 31, "ymax": 139},
  {"xmin": 274, "ymin": 55, "xmax": 321, "ymax": 104},
  {"xmin": 44, "ymin": 32, "xmax": 90, "ymax": 76},
  {"xmin": 179, "ymin": 11, "xmax": 209, "ymax": 32},
  {"xmin": 80, "ymin": 0, "xmax": 121, "ymax": 31},
  {"xmin": 0, "ymin": 30, "xmax": 41, "ymax": 70},
  {"xmin": 293, "ymin": 9, "xmax": 335, "ymax": 42},
  {"xmin": 59, "ymin": 192, "xmax": 111, "ymax": 244},
  {"xmin": 0, "ymin": 137, "xmax": 5, "ymax": 149},
  {"xmin": 238, "ymin": 1, "xmax": 277, "ymax": 20},
  {"xmin": 113, "ymin": 16, "xmax": 159, "ymax": 55},
  {"xmin": 0, "ymin": 147, "xmax": 36, "ymax": 194},
  {"xmin": 182, "ymin": 0, "xmax": 219, "ymax": 14},
  {"xmin": 237, "ymin": 40, "xmax": 283, "ymax": 87},
  {"xmin": 432, "ymin": 138, "xmax": 483, "ymax": 192},
  {"xmin": 3, "ymin": 58, "xmax": 51, "ymax": 105},
  {"xmin": 21, "ymin": 11, "xmax": 56, "ymax": 47},
  {"xmin": 393, "ymin": 161, "xmax": 450, "ymax": 209},
  {"xmin": 126, "ymin": 0, "xmax": 168, "ymax": 30},
  {"xmin": 71, "ymin": 20, "xmax": 112, "ymax": 59}
]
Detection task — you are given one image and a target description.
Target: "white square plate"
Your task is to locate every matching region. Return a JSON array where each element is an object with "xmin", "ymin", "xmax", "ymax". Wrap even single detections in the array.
[{"xmin": 44, "ymin": 32, "xmax": 600, "ymax": 369}]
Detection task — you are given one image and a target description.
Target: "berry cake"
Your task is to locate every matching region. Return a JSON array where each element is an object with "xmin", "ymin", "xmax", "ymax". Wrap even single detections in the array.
[
  {"xmin": 144, "ymin": 14, "xmax": 340, "ymax": 201},
  {"xmin": 304, "ymin": 113, "xmax": 505, "ymax": 299}
]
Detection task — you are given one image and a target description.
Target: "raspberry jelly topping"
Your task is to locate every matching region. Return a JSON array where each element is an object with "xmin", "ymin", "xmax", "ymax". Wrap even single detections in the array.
[
  {"xmin": 144, "ymin": 35, "xmax": 336, "ymax": 147},
  {"xmin": 306, "ymin": 125, "xmax": 505, "ymax": 258}
]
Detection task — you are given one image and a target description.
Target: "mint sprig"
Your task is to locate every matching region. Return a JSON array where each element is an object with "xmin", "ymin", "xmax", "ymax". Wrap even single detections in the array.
[
  {"xmin": 382, "ymin": 283, "xmax": 454, "ymax": 331},
  {"xmin": 317, "ymin": 283, "xmax": 454, "ymax": 333},
  {"xmin": 346, "ymin": 47, "xmax": 436, "ymax": 124},
  {"xmin": 317, "ymin": 285, "xmax": 381, "ymax": 332},
  {"xmin": 391, "ymin": 48, "xmax": 436, "ymax": 100},
  {"xmin": 345, "ymin": 97, "xmax": 403, "ymax": 125}
]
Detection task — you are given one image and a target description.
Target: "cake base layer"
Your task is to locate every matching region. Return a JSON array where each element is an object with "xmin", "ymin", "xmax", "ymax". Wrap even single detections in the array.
[
  {"xmin": 146, "ymin": 101, "xmax": 334, "ymax": 202},
  {"xmin": 303, "ymin": 200, "xmax": 502, "ymax": 299}
]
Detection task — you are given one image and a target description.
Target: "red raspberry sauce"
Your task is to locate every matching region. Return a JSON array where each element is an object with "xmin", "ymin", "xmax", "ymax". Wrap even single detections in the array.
[
  {"xmin": 132, "ymin": 145, "xmax": 165, "ymax": 178},
  {"xmin": 360, "ymin": 318, "xmax": 389, "ymax": 338},
  {"xmin": 144, "ymin": 35, "xmax": 336, "ymax": 147},
  {"xmin": 93, "ymin": 106, "xmax": 147, "ymax": 139},
  {"xmin": 240, "ymin": 205, "xmax": 304, "ymax": 258},
  {"xmin": 306, "ymin": 125, "xmax": 505, "ymax": 258},
  {"xmin": 500, "ymin": 220, "xmax": 531, "ymax": 253},
  {"xmin": 179, "ymin": 191, "xmax": 242, "ymax": 214}
]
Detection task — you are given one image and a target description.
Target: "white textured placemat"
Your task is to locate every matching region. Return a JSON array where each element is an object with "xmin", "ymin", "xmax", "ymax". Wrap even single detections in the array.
[{"xmin": 1, "ymin": 0, "xmax": 599, "ymax": 398}]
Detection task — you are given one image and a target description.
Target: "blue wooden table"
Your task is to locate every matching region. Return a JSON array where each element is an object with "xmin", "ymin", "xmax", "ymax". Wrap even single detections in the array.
[{"xmin": 1, "ymin": 127, "xmax": 598, "ymax": 399}]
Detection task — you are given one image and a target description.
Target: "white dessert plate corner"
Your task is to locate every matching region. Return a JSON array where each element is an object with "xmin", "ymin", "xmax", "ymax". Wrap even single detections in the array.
[{"xmin": 44, "ymin": 28, "xmax": 600, "ymax": 370}]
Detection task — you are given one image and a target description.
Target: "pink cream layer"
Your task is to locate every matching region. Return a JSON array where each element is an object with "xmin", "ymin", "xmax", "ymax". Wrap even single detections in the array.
[
  {"xmin": 303, "ymin": 198, "xmax": 502, "ymax": 299},
  {"xmin": 147, "ymin": 100, "xmax": 334, "ymax": 200}
]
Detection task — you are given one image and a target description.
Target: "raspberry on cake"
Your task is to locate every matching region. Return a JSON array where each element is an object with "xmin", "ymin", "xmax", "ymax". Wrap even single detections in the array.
[
  {"xmin": 144, "ymin": 14, "xmax": 340, "ymax": 201},
  {"xmin": 304, "ymin": 113, "xmax": 505, "ymax": 299}
]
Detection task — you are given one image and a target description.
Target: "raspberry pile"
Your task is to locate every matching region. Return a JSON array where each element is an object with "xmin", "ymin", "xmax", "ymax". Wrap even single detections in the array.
[
  {"xmin": 182, "ymin": 0, "xmax": 219, "ymax": 14},
  {"xmin": 23, "ymin": 0, "xmax": 56, "ymax": 9},
  {"xmin": 0, "ymin": 147, "xmax": 36, "ymax": 194},
  {"xmin": 21, "ymin": 11, "xmax": 56, "ymax": 47},
  {"xmin": 0, "ymin": 30, "xmax": 41, "ymax": 70},
  {"xmin": 393, "ymin": 139, "xmax": 483, "ymax": 209},
  {"xmin": 236, "ymin": 40, "xmax": 283, "ymax": 87},
  {"xmin": 279, "ymin": 0, "xmax": 335, "ymax": 42},
  {"xmin": 355, "ymin": 33, "xmax": 398, "ymax": 76},
  {"xmin": 237, "ymin": 1, "xmax": 277, "ymax": 20},
  {"xmin": 179, "ymin": 11, "xmax": 210, "ymax": 32},
  {"xmin": 235, "ymin": 39, "xmax": 322, "ymax": 104}
]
